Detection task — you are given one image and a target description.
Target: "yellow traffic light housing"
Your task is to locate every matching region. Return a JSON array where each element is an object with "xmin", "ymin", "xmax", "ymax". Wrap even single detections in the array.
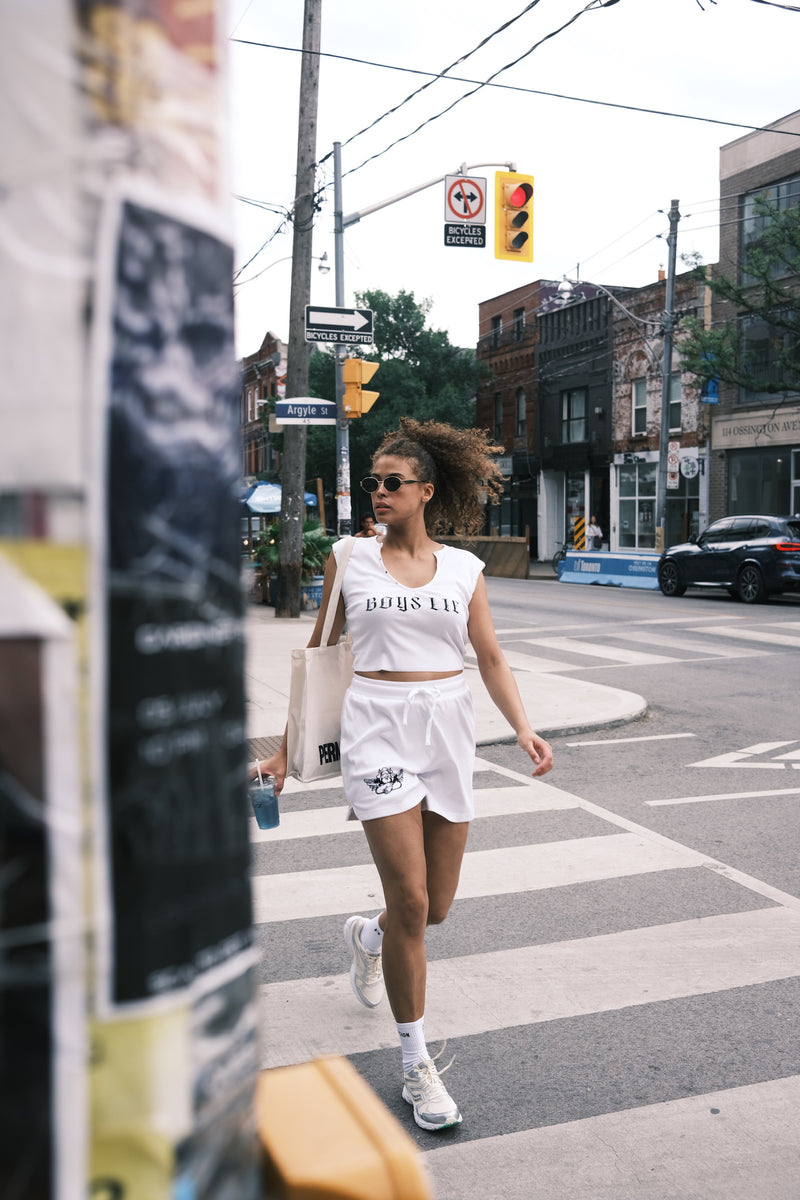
[
  {"xmin": 343, "ymin": 358, "xmax": 380, "ymax": 418},
  {"xmin": 494, "ymin": 171, "xmax": 534, "ymax": 262}
]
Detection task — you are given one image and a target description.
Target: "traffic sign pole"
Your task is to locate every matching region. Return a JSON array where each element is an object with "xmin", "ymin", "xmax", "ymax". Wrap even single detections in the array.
[{"xmin": 333, "ymin": 142, "xmax": 351, "ymax": 536}]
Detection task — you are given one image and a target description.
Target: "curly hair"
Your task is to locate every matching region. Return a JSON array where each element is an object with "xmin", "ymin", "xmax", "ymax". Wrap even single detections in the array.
[{"xmin": 371, "ymin": 417, "xmax": 505, "ymax": 536}]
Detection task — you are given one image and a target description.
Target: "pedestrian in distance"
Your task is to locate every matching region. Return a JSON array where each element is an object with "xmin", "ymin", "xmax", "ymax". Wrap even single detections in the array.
[
  {"xmin": 253, "ymin": 417, "xmax": 554, "ymax": 1132},
  {"xmin": 586, "ymin": 515, "xmax": 603, "ymax": 550},
  {"xmin": 355, "ymin": 513, "xmax": 378, "ymax": 537}
]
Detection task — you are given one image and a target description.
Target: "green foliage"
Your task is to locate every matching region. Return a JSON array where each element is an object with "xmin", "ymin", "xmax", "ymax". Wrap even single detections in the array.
[
  {"xmin": 305, "ymin": 290, "xmax": 487, "ymax": 517},
  {"xmin": 679, "ymin": 197, "xmax": 800, "ymax": 397},
  {"xmin": 252, "ymin": 518, "xmax": 334, "ymax": 580}
]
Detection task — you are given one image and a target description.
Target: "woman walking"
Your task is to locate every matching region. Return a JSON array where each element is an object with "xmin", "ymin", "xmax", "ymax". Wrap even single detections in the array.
[{"xmin": 255, "ymin": 418, "xmax": 553, "ymax": 1131}]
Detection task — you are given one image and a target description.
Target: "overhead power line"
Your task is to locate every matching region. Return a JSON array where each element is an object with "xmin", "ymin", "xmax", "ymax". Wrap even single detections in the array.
[
  {"xmin": 336, "ymin": 0, "xmax": 618, "ymax": 180},
  {"xmin": 232, "ymin": 40, "xmax": 800, "ymax": 175}
]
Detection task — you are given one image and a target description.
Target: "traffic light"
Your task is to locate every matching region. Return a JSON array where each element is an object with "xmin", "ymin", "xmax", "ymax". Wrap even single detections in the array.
[
  {"xmin": 342, "ymin": 358, "xmax": 380, "ymax": 418},
  {"xmin": 494, "ymin": 171, "xmax": 534, "ymax": 262}
]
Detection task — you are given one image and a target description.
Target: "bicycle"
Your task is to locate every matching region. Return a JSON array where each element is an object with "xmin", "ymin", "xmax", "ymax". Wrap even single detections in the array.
[{"xmin": 551, "ymin": 538, "xmax": 573, "ymax": 574}]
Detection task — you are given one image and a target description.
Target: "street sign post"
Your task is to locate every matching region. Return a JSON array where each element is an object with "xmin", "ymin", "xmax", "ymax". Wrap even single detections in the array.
[
  {"xmin": 304, "ymin": 305, "xmax": 374, "ymax": 345},
  {"xmin": 274, "ymin": 398, "xmax": 337, "ymax": 425}
]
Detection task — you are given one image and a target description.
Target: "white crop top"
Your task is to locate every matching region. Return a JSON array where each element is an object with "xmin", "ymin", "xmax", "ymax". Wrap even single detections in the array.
[{"xmin": 332, "ymin": 536, "xmax": 484, "ymax": 672}]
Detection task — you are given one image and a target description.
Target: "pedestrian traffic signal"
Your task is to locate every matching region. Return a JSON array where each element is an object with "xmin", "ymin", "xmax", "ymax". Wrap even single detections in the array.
[
  {"xmin": 494, "ymin": 171, "xmax": 534, "ymax": 262},
  {"xmin": 342, "ymin": 358, "xmax": 380, "ymax": 418}
]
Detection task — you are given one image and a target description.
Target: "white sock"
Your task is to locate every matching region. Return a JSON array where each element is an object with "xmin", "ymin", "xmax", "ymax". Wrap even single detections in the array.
[
  {"xmin": 359, "ymin": 915, "xmax": 384, "ymax": 955},
  {"xmin": 397, "ymin": 1017, "xmax": 428, "ymax": 1071}
]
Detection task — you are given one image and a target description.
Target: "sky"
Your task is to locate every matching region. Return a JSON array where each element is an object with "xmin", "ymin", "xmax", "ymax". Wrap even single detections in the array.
[{"xmin": 228, "ymin": 0, "xmax": 800, "ymax": 357}]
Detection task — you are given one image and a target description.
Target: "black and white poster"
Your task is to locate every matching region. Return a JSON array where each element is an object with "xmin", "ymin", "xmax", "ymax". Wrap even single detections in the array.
[{"xmin": 104, "ymin": 201, "xmax": 252, "ymax": 1006}]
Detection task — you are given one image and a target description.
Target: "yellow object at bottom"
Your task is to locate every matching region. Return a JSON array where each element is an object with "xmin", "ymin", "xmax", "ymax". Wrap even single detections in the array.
[{"xmin": 256, "ymin": 1057, "xmax": 432, "ymax": 1200}]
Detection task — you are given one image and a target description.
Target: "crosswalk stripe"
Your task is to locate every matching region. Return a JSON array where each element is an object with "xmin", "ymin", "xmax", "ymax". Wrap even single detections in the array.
[
  {"xmin": 257, "ymin": 906, "xmax": 800, "ymax": 1068},
  {"xmin": 691, "ymin": 624, "xmax": 800, "ymax": 648},
  {"xmin": 647, "ymin": 786, "xmax": 800, "ymax": 806},
  {"xmin": 604, "ymin": 627, "xmax": 765, "ymax": 657},
  {"xmin": 423, "ymin": 1075, "xmax": 800, "ymax": 1200},
  {"xmin": 249, "ymin": 783, "xmax": 579, "ymax": 843},
  {"xmin": 251, "ymin": 831, "xmax": 705, "ymax": 924},
  {"xmin": 523, "ymin": 635, "xmax": 679, "ymax": 665}
]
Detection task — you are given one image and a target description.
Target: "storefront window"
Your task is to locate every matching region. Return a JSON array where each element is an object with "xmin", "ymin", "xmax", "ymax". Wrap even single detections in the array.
[
  {"xmin": 728, "ymin": 447, "xmax": 792, "ymax": 514},
  {"xmin": 619, "ymin": 462, "xmax": 656, "ymax": 548},
  {"xmin": 665, "ymin": 470, "xmax": 700, "ymax": 546}
]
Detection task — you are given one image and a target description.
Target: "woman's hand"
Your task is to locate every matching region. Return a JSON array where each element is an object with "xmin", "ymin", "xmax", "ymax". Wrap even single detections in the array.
[
  {"xmin": 518, "ymin": 729, "xmax": 554, "ymax": 778},
  {"xmin": 249, "ymin": 746, "xmax": 288, "ymax": 794}
]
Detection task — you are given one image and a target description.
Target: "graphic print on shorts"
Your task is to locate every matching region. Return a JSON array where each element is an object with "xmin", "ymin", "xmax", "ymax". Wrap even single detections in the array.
[{"xmin": 364, "ymin": 767, "xmax": 404, "ymax": 794}]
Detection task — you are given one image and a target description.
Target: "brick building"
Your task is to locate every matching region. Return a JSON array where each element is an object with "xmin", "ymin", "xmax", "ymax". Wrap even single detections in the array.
[
  {"xmin": 708, "ymin": 109, "xmax": 800, "ymax": 519},
  {"xmin": 240, "ymin": 331, "xmax": 285, "ymax": 480},
  {"xmin": 475, "ymin": 270, "xmax": 713, "ymax": 559},
  {"xmin": 535, "ymin": 284, "xmax": 620, "ymax": 559},
  {"xmin": 475, "ymin": 280, "xmax": 559, "ymax": 553},
  {"xmin": 609, "ymin": 270, "xmax": 710, "ymax": 550}
]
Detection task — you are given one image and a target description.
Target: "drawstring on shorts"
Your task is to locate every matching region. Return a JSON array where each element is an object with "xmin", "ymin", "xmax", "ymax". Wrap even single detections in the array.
[{"xmin": 402, "ymin": 686, "xmax": 441, "ymax": 746}]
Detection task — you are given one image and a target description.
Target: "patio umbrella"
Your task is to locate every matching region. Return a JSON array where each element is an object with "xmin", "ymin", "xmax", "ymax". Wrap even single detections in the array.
[{"xmin": 245, "ymin": 483, "xmax": 317, "ymax": 514}]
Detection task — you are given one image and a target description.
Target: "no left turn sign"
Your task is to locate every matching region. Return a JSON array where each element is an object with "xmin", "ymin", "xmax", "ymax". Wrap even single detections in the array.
[{"xmin": 444, "ymin": 175, "xmax": 486, "ymax": 224}]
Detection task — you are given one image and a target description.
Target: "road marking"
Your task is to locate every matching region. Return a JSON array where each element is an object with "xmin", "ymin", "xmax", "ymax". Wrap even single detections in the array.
[
  {"xmin": 565, "ymin": 733, "xmax": 697, "ymax": 746},
  {"xmin": 257, "ymin": 907, "xmax": 800, "ymax": 1066},
  {"xmin": 474, "ymin": 758, "xmax": 800, "ymax": 914},
  {"xmin": 424, "ymin": 1077, "xmax": 800, "ymax": 1200},
  {"xmin": 690, "ymin": 740, "xmax": 798, "ymax": 769},
  {"xmin": 606, "ymin": 627, "xmax": 763, "ymax": 658},
  {"xmin": 250, "ymin": 783, "xmax": 578, "ymax": 842},
  {"xmin": 251, "ymin": 832, "xmax": 704, "ymax": 924},
  {"xmin": 691, "ymin": 624, "xmax": 800, "ymax": 649},
  {"xmin": 647, "ymin": 786, "xmax": 800, "ymax": 806},
  {"xmin": 524, "ymin": 636, "xmax": 677, "ymax": 666}
]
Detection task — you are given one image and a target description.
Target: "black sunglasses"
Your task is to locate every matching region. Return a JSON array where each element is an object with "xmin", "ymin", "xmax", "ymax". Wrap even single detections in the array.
[{"xmin": 360, "ymin": 475, "xmax": 422, "ymax": 494}]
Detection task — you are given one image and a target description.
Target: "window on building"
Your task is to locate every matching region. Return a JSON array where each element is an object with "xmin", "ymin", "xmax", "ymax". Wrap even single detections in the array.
[
  {"xmin": 669, "ymin": 371, "xmax": 682, "ymax": 431},
  {"xmin": 619, "ymin": 461, "xmax": 656, "ymax": 549},
  {"xmin": 740, "ymin": 171, "xmax": 800, "ymax": 284},
  {"xmin": 513, "ymin": 307, "xmax": 525, "ymax": 341},
  {"xmin": 491, "ymin": 314, "xmax": 502, "ymax": 348},
  {"xmin": 516, "ymin": 388, "xmax": 527, "ymax": 437},
  {"xmin": 728, "ymin": 446, "xmax": 792, "ymax": 514},
  {"xmin": 632, "ymin": 378, "xmax": 647, "ymax": 435},
  {"xmin": 561, "ymin": 388, "xmax": 586, "ymax": 444},
  {"xmin": 494, "ymin": 394, "xmax": 503, "ymax": 442},
  {"xmin": 738, "ymin": 312, "xmax": 799, "ymax": 404}
]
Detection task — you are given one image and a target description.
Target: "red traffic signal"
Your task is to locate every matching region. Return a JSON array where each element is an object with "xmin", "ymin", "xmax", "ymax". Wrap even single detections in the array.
[{"xmin": 494, "ymin": 171, "xmax": 534, "ymax": 262}]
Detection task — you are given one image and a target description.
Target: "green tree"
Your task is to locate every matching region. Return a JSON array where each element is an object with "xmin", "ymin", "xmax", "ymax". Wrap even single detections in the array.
[
  {"xmin": 305, "ymin": 289, "xmax": 487, "ymax": 524},
  {"xmin": 679, "ymin": 197, "xmax": 800, "ymax": 400}
]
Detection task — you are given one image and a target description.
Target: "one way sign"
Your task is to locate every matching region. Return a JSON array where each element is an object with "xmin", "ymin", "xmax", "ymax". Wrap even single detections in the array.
[{"xmin": 304, "ymin": 305, "xmax": 374, "ymax": 345}]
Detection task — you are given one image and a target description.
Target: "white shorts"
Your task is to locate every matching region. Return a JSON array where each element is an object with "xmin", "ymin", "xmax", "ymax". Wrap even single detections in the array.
[{"xmin": 341, "ymin": 674, "xmax": 475, "ymax": 823}]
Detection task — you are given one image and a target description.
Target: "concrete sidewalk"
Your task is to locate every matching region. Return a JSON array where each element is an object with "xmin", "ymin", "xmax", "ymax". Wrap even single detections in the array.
[{"xmin": 245, "ymin": 580, "xmax": 645, "ymax": 751}]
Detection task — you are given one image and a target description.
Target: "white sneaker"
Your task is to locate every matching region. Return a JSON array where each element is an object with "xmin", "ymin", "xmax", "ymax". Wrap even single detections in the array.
[
  {"xmin": 343, "ymin": 915, "xmax": 384, "ymax": 1008},
  {"xmin": 402, "ymin": 1056, "xmax": 462, "ymax": 1131}
]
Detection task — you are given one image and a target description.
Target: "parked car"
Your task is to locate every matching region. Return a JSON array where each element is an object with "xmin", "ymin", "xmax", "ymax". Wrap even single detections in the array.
[{"xmin": 657, "ymin": 514, "xmax": 800, "ymax": 603}]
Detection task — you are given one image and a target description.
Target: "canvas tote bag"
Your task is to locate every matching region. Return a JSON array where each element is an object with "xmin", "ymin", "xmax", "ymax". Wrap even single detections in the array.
[{"xmin": 286, "ymin": 536, "xmax": 355, "ymax": 782}]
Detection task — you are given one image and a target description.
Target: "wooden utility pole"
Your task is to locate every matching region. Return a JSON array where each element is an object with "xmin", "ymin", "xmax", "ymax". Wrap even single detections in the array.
[
  {"xmin": 276, "ymin": 0, "xmax": 322, "ymax": 617},
  {"xmin": 655, "ymin": 198, "xmax": 681, "ymax": 552}
]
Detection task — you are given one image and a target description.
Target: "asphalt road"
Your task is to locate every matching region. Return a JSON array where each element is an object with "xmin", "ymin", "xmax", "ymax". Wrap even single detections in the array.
[
  {"xmin": 481, "ymin": 577, "xmax": 800, "ymax": 897},
  {"xmin": 253, "ymin": 577, "xmax": 800, "ymax": 1199}
]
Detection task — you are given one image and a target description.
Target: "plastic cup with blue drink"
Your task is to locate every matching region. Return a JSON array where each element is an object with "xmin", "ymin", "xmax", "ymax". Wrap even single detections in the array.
[{"xmin": 250, "ymin": 760, "xmax": 280, "ymax": 829}]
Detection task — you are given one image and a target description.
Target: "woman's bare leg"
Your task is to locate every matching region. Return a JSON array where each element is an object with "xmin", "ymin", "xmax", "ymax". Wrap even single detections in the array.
[{"xmin": 362, "ymin": 807, "xmax": 470, "ymax": 1021}]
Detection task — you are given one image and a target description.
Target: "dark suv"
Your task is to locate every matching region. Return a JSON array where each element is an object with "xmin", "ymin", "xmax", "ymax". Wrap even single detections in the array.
[{"xmin": 658, "ymin": 514, "xmax": 800, "ymax": 603}]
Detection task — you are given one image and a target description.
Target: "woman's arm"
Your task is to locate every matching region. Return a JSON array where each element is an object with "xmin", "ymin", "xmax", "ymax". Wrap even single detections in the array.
[
  {"xmin": 467, "ymin": 574, "xmax": 553, "ymax": 778},
  {"xmin": 250, "ymin": 545, "xmax": 348, "ymax": 791}
]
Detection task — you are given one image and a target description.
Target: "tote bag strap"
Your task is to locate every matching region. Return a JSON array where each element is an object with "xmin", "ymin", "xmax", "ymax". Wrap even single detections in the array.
[{"xmin": 320, "ymin": 536, "xmax": 355, "ymax": 647}]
